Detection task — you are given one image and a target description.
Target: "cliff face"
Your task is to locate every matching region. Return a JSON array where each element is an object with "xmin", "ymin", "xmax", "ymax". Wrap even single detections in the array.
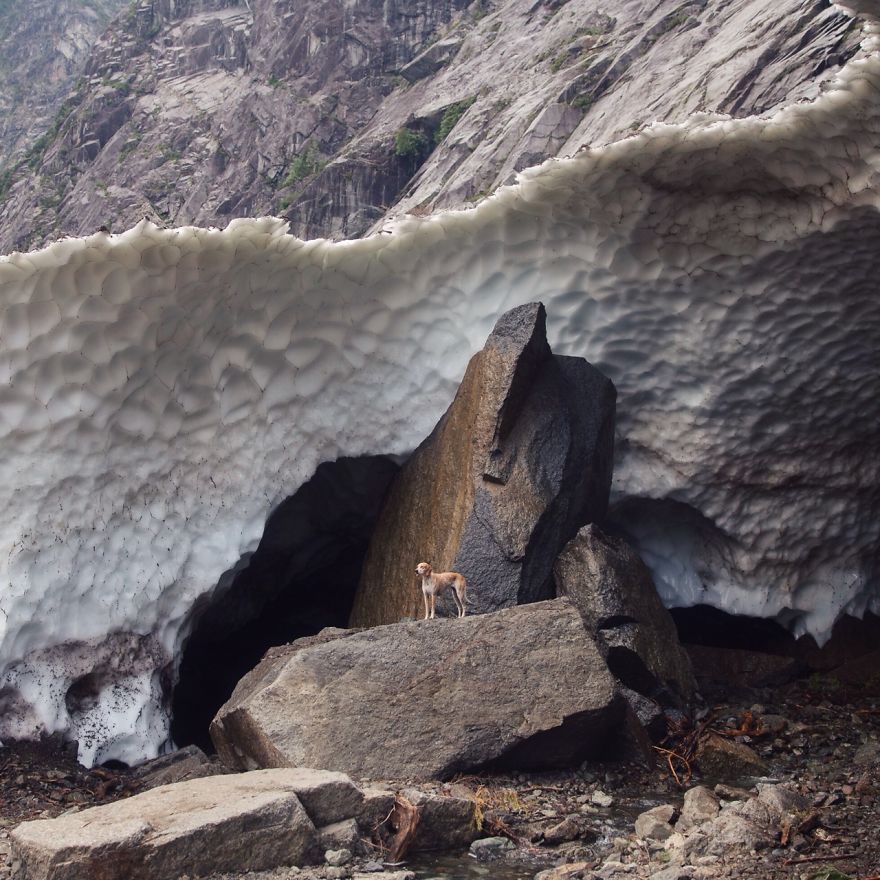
[
  {"xmin": 0, "ymin": 0, "xmax": 864, "ymax": 252},
  {"xmin": 0, "ymin": 0, "xmax": 127, "ymax": 170}
]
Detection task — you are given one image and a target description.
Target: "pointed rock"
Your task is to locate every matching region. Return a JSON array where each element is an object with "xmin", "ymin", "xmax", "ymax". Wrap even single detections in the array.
[{"xmin": 350, "ymin": 302, "xmax": 616, "ymax": 626}]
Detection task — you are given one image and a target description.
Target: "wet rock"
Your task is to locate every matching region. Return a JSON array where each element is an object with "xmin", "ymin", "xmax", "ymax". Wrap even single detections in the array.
[
  {"xmin": 350, "ymin": 302, "xmax": 615, "ymax": 626},
  {"xmin": 469, "ymin": 836, "xmax": 515, "ymax": 859},
  {"xmin": 675, "ymin": 786, "xmax": 719, "ymax": 832},
  {"xmin": 694, "ymin": 733, "xmax": 768, "ymax": 779},
  {"xmin": 543, "ymin": 814, "xmax": 591, "ymax": 844},
  {"xmin": 635, "ymin": 804, "xmax": 676, "ymax": 840},
  {"xmin": 211, "ymin": 599, "xmax": 622, "ymax": 779},
  {"xmin": 554, "ymin": 525, "xmax": 695, "ymax": 706},
  {"xmin": 398, "ymin": 788, "xmax": 477, "ymax": 852},
  {"xmin": 352, "ymin": 873, "xmax": 414, "ymax": 880},
  {"xmin": 10, "ymin": 769, "xmax": 321, "ymax": 879}
]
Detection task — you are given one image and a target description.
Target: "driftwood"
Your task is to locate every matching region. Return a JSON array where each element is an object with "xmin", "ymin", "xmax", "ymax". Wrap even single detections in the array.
[{"xmin": 387, "ymin": 794, "xmax": 421, "ymax": 863}]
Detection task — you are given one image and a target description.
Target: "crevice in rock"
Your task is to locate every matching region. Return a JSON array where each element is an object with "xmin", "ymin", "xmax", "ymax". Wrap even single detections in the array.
[
  {"xmin": 170, "ymin": 455, "xmax": 401, "ymax": 753},
  {"xmin": 597, "ymin": 614, "xmax": 638, "ymax": 630}
]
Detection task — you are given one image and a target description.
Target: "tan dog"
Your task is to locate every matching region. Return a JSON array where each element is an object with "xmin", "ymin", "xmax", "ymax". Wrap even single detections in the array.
[{"xmin": 416, "ymin": 561, "xmax": 467, "ymax": 619}]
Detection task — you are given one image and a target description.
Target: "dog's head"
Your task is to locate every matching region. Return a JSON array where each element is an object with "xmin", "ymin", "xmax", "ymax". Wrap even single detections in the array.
[{"xmin": 415, "ymin": 561, "xmax": 432, "ymax": 577}]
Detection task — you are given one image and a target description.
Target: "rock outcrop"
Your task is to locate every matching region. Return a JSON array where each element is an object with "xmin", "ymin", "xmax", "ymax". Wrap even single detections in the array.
[
  {"xmin": 554, "ymin": 525, "xmax": 695, "ymax": 706},
  {"xmin": 211, "ymin": 598, "xmax": 622, "ymax": 779},
  {"xmin": 350, "ymin": 302, "xmax": 615, "ymax": 626}
]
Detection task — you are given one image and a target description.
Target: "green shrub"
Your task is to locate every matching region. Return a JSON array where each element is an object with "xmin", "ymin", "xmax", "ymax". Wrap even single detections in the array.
[
  {"xmin": 434, "ymin": 97, "xmax": 476, "ymax": 144},
  {"xmin": 394, "ymin": 127, "xmax": 429, "ymax": 158},
  {"xmin": 281, "ymin": 146, "xmax": 325, "ymax": 187}
]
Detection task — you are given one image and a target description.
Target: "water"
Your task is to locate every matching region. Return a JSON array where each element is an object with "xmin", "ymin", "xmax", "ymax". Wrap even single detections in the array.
[{"xmin": 409, "ymin": 852, "xmax": 542, "ymax": 880}]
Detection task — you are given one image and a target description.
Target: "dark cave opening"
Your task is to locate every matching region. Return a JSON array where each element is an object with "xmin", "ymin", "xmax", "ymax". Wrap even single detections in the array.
[
  {"xmin": 170, "ymin": 455, "xmax": 401, "ymax": 752},
  {"xmin": 671, "ymin": 604, "xmax": 880, "ymax": 657},
  {"xmin": 670, "ymin": 604, "xmax": 798, "ymax": 654}
]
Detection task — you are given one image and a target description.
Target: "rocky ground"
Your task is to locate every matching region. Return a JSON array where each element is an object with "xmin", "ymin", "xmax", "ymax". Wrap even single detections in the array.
[{"xmin": 1, "ymin": 670, "xmax": 877, "ymax": 880}]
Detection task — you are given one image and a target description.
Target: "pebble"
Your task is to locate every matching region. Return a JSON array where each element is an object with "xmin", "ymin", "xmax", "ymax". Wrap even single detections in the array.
[
  {"xmin": 592, "ymin": 789, "xmax": 614, "ymax": 808},
  {"xmin": 325, "ymin": 849, "xmax": 352, "ymax": 867}
]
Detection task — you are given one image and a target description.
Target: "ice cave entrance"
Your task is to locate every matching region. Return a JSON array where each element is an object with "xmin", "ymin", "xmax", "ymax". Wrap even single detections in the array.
[{"xmin": 170, "ymin": 455, "xmax": 401, "ymax": 751}]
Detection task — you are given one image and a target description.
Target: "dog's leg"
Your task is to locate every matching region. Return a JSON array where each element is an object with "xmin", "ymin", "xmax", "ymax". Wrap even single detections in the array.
[
  {"xmin": 423, "ymin": 589, "xmax": 430, "ymax": 620},
  {"xmin": 430, "ymin": 593, "xmax": 437, "ymax": 619},
  {"xmin": 455, "ymin": 579, "xmax": 467, "ymax": 617},
  {"xmin": 456, "ymin": 579, "xmax": 467, "ymax": 617}
]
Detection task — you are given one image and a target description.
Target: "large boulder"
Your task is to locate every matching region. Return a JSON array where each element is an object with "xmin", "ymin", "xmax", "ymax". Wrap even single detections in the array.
[
  {"xmin": 211, "ymin": 598, "xmax": 623, "ymax": 779},
  {"xmin": 554, "ymin": 525, "xmax": 695, "ymax": 708},
  {"xmin": 349, "ymin": 302, "xmax": 616, "ymax": 626},
  {"xmin": 10, "ymin": 769, "xmax": 330, "ymax": 880}
]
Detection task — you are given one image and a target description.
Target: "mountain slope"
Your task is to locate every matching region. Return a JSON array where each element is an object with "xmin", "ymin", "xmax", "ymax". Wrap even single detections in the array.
[
  {"xmin": 0, "ymin": 0, "xmax": 127, "ymax": 170},
  {"xmin": 0, "ymin": 0, "xmax": 864, "ymax": 253}
]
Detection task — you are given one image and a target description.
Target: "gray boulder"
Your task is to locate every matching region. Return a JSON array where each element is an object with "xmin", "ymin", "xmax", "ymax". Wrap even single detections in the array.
[
  {"xmin": 349, "ymin": 302, "xmax": 615, "ymax": 627},
  {"xmin": 10, "ymin": 769, "xmax": 326, "ymax": 880},
  {"xmin": 554, "ymin": 525, "xmax": 695, "ymax": 707},
  {"xmin": 132, "ymin": 744, "xmax": 225, "ymax": 789},
  {"xmin": 634, "ymin": 804, "xmax": 676, "ymax": 841},
  {"xmin": 211, "ymin": 598, "xmax": 622, "ymax": 779},
  {"xmin": 676, "ymin": 785, "xmax": 720, "ymax": 832}
]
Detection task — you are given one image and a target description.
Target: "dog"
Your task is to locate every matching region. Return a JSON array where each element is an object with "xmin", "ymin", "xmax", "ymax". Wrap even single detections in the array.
[{"xmin": 415, "ymin": 561, "xmax": 467, "ymax": 619}]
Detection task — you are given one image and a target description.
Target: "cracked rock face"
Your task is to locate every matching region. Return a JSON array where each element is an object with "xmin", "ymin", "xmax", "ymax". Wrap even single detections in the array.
[
  {"xmin": 0, "ymin": 0, "xmax": 127, "ymax": 170},
  {"xmin": 0, "ymin": 3, "xmax": 879, "ymax": 765}
]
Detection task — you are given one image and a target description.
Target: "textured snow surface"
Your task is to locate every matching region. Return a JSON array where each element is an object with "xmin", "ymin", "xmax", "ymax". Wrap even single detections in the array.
[{"xmin": 1, "ymin": 3, "xmax": 880, "ymax": 765}]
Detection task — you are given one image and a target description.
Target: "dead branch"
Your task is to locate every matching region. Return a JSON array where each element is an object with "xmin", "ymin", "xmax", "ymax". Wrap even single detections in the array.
[{"xmin": 782, "ymin": 852, "xmax": 859, "ymax": 865}]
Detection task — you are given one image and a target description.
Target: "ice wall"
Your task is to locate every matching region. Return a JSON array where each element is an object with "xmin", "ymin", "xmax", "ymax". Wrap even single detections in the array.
[{"xmin": 1, "ymin": 4, "xmax": 879, "ymax": 765}]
